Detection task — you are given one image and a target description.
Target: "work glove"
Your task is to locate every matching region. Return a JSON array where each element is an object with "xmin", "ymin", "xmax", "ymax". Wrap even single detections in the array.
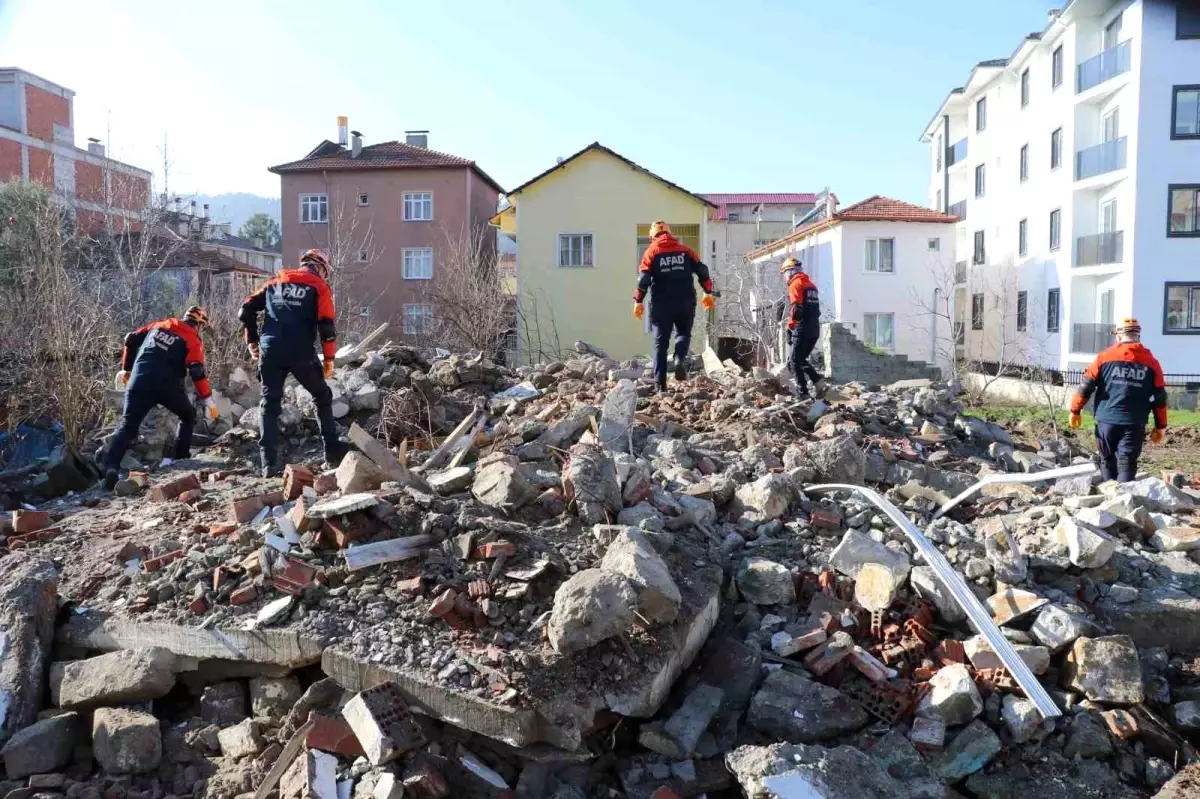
[
  {"xmin": 247, "ymin": 342, "xmax": 260, "ymax": 363},
  {"xmin": 323, "ymin": 358, "xmax": 335, "ymax": 380},
  {"xmin": 1151, "ymin": 427, "xmax": 1165, "ymax": 445},
  {"xmin": 633, "ymin": 302, "xmax": 644, "ymax": 320},
  {"xmin": 1068, "ymin": 412, "xmax": 1082, "ymax": 429},
  {"xmin": 204, "ymin": 397, "xmax": 220, "ymax": 422},
  {"xmin": 701, "ymin": 294, "xmax": 716, "ymax": 311},
  {"xmin": 115, "ymin": 370, "xmax": 130, "ymax": 389}
]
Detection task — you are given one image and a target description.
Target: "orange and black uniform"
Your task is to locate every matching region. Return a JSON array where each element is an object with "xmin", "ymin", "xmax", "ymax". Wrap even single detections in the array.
[
  {"xmin": 105, "ymin": 317, "xmax": 210, "ymax": 470},
  {"xmin": 633, "ymin": 234, "xmax": 714, "ymax": 387},
  {"xmin": 787, "ymin": 271, "xmax": 823, "ymax": 393},
  {"xmin": 1070, "ymin": 341, "xmax": 1168, "ymax": 482},
  {"xmin": 239, "ymin": 268, "xmax": 339, "ymax": 466}
]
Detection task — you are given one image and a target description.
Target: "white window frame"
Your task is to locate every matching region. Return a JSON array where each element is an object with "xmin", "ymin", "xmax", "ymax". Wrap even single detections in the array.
[
  {"xmin": 863, "ymin": 313, "xmax": 896, "ymax": 351},
  {"xmin": 402, "ymin": 247, "xmax": 434, "ymax": 280},
  {"xmin": 299, "ymin": 193, "xmax": 328, "ymax": 224},
  {"xmin": 864, "ymin": 238, "xmax": 895, "ymax": 273},
  {"xmin": 357, "ymin": 250, "xmax": 369, "ymax": 263},
  {"xmin": 358, "ymin": 193, "xmax": 369, "ymax": 207},
  {"xmin": 403, "ymin": 192, "xmax": 433, "ymax": 221},
  {"xmin": 557, "ymin": 233, "xmax": 594, "ymax": 268},
  {"xmin": 403, "ymin": 304, "xmax": 434, "ymax": 335}
]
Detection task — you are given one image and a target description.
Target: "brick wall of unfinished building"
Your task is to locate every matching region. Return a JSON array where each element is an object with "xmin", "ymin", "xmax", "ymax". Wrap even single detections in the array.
[{"xmin": 822, "ymin": 322, "xmax": 941, "ymax": 386}]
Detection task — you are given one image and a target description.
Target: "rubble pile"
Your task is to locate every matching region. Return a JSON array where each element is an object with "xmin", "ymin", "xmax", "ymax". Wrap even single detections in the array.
[{"xmin": 1, "ymin": 344, "xmax": 1200, "ymax": 797}]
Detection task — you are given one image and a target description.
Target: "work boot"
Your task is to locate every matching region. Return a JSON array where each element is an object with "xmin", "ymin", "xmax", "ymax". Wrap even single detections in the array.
[
  {"xmin": 324, "ymin": 440, "xmax": 350, "ymax": 470},
  {"xmin": 103, "ymin": 469, "xmax": 119, "ymax": 491},
  {"xmin": 656, "ymin": 380, "xmax": 668, "ymax": 394},
  {"xmin": 260, "ymin": 450, "xmax": 282, "ymax": 479},
  {"xmin": 673, "ymin": 356, "xmax": 688, "ymax": 383}
]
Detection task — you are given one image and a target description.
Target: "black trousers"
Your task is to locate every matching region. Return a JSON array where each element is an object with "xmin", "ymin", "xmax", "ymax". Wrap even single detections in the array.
[
  {"xmin": 789, "ymin": 330, "xmax": 822, "ymax": 392},
  {"xmin": 259, "ymin": 348, "xmax": 337, "ymax": 458},
  {"xmin": 650, "ymin": 304, "xmax": 695, "ymax": 386},
  {"xmin": 1095, "ymin": 423, "xmax": 1144, "ymax": 483},
  {"xmin": 105, "ymin": 383, "xmax": 196, "ymax": 470}
]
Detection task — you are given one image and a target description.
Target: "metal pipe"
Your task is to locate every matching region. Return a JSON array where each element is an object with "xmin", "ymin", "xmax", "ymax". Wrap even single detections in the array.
[
  {"xmin": 806, "ymin": 482, "xmax": 1062, "ymax": 719},
  {"xmin": 931, "ymin": 462, "xmax": 1096, "ymax": 520}
]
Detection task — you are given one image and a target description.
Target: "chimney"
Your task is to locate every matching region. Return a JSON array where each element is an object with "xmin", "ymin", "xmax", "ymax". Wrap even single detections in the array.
[
  {"xmin": 189, "ymin": 199, "xmax": 197, "ymax": 218},
  {"xmin": 824, "ymin": 189, "xmax": 835, "ymax": 219},
  {"xmin": 86, "ymin": 137, "xmax": 105, "ymax": 157},
  {"xmin": 405, "ymin": 130, "xmax": 429, "ymax": 149},
  {"xmin": 173, "ymin": 196, "xmax": 181, "ymax": 213},
  {"xmin": 351, "ymin": 130, "xmax": 363, "ymax": 159},
  {"xmin": 202, "ymin": 203, "xmax": 210, "ymax": 220},
  {"xmin": 337, "ymin": 116, "xmax": 349, "ymax": 146}
]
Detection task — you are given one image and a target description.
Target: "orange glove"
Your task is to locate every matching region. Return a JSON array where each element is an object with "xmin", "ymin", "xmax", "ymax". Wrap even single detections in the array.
[
  {"xmin": 633, "ymin": 302, "xmax": 644, "ymax": 320},
  {"xmin": 323, "ymin": 358, "xmax": 335, "ymax": 380},
  {"xmin": 247, "ymin": 342, "xmax": 260, "ymax": 363},
  {"xmin": 116, "ymin": 370, "xmax": 130, "ymax": 387},
  {"xmin": 1069, "ymin": 412, "xmax": 1081, "ymax": 429},
  {"xmin": 204, "ymin": 397, "xmax": 220, "ymax": 422},
  {"xmin": 701, "ymin": 294, "xmax": 716, "ymax": 311},
  {"xmin": 1151, "ymin": 428, "xmax": 1165, "ymax": 445}
]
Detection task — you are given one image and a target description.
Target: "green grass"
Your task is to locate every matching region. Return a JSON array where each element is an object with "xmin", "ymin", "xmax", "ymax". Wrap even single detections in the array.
[{"xmin": 971, "ymin": 402, "xmax": 1200, "ymax": 430}]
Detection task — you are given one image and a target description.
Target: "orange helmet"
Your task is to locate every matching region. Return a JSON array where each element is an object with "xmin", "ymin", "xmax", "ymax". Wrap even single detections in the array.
[
  {"xmin": 649, "ymin": 220, "xmax": 671, "ymax": 238},
  {"xmin": 1115, "ymin": 318, "xmax": 1141, "ymax": 337},
  {"xmin": 780, "ymin": 257, "xmax": 801, "ymax": 274},
  {"xmin": 300, "ymin": 248, "xmax": 331, "ymax": 280},
  {"xmin": 183, "ymin": 305, "xmax": 209, "ymax": 328}
]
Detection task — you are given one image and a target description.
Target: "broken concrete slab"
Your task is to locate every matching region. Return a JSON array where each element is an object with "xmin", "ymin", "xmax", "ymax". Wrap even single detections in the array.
[
  {"xmin": 0, "ymin": 559, "xmax": 58, "ymax": 748},
  {"xmin": 427, "ymin": 466, "xmax": 474, "ymax": 495},
  {"xmin": 1053, "ymin": 516, "xmax": 1116, "ymax": 569},
  {"xmin": 1100, "ymin": 590, "xmax": 1200, "ymax": 653},
  {"xmin": 92, "ymin": 707, "xmax": 161, "ymax": 774},
  {"xmin": 963, "ymin": 636, "xmax": 1051, "ymax": 675},
  {"xmin": 1150, "ymin": 527, "xmax": 1200, "ymax": 553},
  {"xmin": 805, "ymin": 434, "xmax": 867, "ymax": 484},
  {"xmin": 599, "ymin": 529, "xmax": 681, "ymax": 625},
  {"xmin": 1063, "ymin": 635, "xmax": 1144, "ymax": 705},
  {"xmin": 735, "ymin": 473, "xmax": 795, "ymax": 523},
  {"xmin": 217, "ymin": 718, "xmax": 263, "ymax": 759},
  {"xmin": 746, "ymin": 669, "xmax": 869, "ymax": 743},
  {"xmin": 0, "ymin": 712, "xmax": 77, "ymax": 779},
  {"xmin": 250, "ymin": 675, "xmax": 303, "ymax": 719},
  {"xmin": 58, "ymin": 646, "xmax": 177, "ymax": 709},
  {"xmin": 1030, "ymin": 604, "xmax": 1100, "ymax": 653},
  {"xmin": 563, "ymin": 444, "xmax": 622, "ymax": 525},
  {"xmin": 725, "ymin": 742, "xmax": 904, "ymax": 799},
  {"xmin": 1002, "ymin": 695, "xmax": 1043, "ymax": 744},
  {"xmin": 986, "ymin": 587, "xmax": 1048, "ymax": 626},
  {"xmin": 305, "ymin": 493, "xmax": 380, "ymax": 519},
  {"xmin": 336, "ymin": 452, "xmax": 385, "ymax": 493},
  {"xmin": 472, "ymin": 456, "xmax": 536, "ymax": 513},
  {"xmin": 735, "ymin": 557, "xmax": 795, "ymax": 606},
  {"xmin": 638, "ymin": 683, "xmax": 723, "ymax": 760},
  {"xmin": 854, "ymin": 561, "xmax": 904, "ymax": 612},
  {"xmin": 546, "ymin": 569, "xmax": 637, "ymax": 654},
  {"xmin": 1124, "ymin": 476, "xmax": 1195, "ymax": 513}
]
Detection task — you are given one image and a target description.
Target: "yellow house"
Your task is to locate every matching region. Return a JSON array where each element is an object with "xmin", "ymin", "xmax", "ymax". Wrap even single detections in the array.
[{"xmin": 492, "ymin": 143, "xmax": 716, "ymax": 363}]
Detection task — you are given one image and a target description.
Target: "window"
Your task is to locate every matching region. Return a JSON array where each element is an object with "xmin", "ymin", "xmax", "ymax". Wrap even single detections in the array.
[
  {"xmin": 935, "ymin": 189, "xmax": 942, "ymax": 211},
  {"xmin": 1019, "ymin": 218, "xmax": 1028, "ymax": 256},
  {"xmin": 927, "ymin": 237, "xmax": 940, "ymax": 251},
  {"xmin": 1049, "ymin": 209, "xmax": 1061, "ymax": 250},
  {"xmin": 1050, "ymin": 128, "xmax": 1062, "ymax": 170},
  {"xmin": 403, "ymin": 304, "xmax": 434, "ymax": 335},
  {"xmin": 1104, "ymin": 12, "xmax": 1123, "ymax": 49},
  {"xmin": 357, "ymin": 250, "xmax": 369, "ymax": 263},
  {"xmin": 403, "ymin": 192, "xmax": 433, "ymax": 221},
  {"xmin": 1017, "ymin": 291, "xmax": 1028, "ymax": 332},
  {"xmin": 300, "ymin": 194, "xmax": 327, "ymax": 224},
  {"xmin": 863, "ymin": 313, "xmax": 895, "ymax": 351},
  {"xmin": 357, "ymin": 193, "xmax": 369, "ymax": 207},
  {"xmin": 558, "ymin": 233, "xmax": 594, "ymax": 267},
  {"xmin": 728, "ymin": 210, "xmax": 741, "ymax": 223},
  {"xmin": 402, "ymin": 247, "xmax": 433, "ymax": 279},
  {"xmin": 1179, "ymin": 3, "xmax": 1200, "ymax": 39},
  {"xmin": 974, "ymin": 164, "xmax": 986, "ymax": 197},
  {"xmin": 972, "ymin": 293, "xmax": 984, "ymax": 330},
  {"xmin": 865, "ymin": 238, "xmax": 895, "ymax": 273},
  {"xmin": 1169, "ymin": 185, "xmax": 1200, "ymax": 236},
  {"xmin": 1047, "ymin": 288, "xmax": 1060, "ymax": 332},
  {"xmin": 1103, "ymin": 107, "xmax": 1120, "ymax": 142},
  {"xmin": 1019, "ymin": 144, "xmax": 1029, "ymax": 181},
  {"xmin": 1173, "ymin": 86, "xmax": 1200, "ymax": 139},
  {"xmin": 1165, "ymin": 284, "xmax": 1200, "ymax": 333},
  {"xmin": 1021, "ymin": 69, "xmax": 1030, "ymax": 107},
  {"xmin": 976, "ymin": 96, "xmax": 987, "ymax": 132},
  {"xmin": 973, "ymin": 230, "xmax": 985, "ymax": 265},
  {"xmin": 1052, "ymin": 46, "xmax": 1063, "ymax": 89}
]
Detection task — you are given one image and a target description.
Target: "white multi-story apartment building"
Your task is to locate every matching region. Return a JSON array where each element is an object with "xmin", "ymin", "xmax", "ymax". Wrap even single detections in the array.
[{"xmin": 920, "ymin": 0, "xmax": 1200, "ymax": 375}]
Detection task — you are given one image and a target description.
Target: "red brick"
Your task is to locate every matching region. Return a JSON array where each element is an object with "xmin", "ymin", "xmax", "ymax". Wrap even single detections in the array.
[
  {"xmin": 208, "ymin": 522, "xmax": 238, "ymax": 536},
  {"xmin": 261, "ymin": 490, "xmax": 284, "ymax": 507},
  {"xmin": 114, "ymin": 542, "xmax": 145, "ymax": 563},
  {"xmin": 213, "ymin": 567, "xmax": 236, "ymax": 591},
  {"xmin": 305, "ymin": 712, "xmax": 364, "ymax": 757},
  {"xmin": 270, "ymin": 558, "xmax": 319, "ymax": 595},
  {"xmin": 321, "ymin": 514, "xmax": 374, "ymax": 549},
  {"xmin": 12, "ymin": 510, "xmax": 51, "ymax": 534},
  {"xmin": 142, "ymin": 549, "xmax": 185, "ymax": 573},
  {"xmin": 178, "ymin": 489, "xmax": 203, "ymax": 503},
  {"xmin": 809, "ymin": 508, "xmax": 842, "ymax": 529},
  {"xmin": 282, "ymin": 464, "xmax": 314, "ymax": 500},
  {"xmin": 428, "ymin": 589, "xmax": 458, "ymax": 619},
  {"xmin": 473, "ymin": 541, "xmax": 516, "ymax": 559},
  {"xmin": 150, "ymin": 472, "xmax": 202, "ymax": 502},
  {"xmin": 25, "ymin": 84, "xmax": 69, "ymax": 143},
  {"xmin": 188, "ymin": 597, "xmax": 209, "ymax": 615},
  {"xmin": 0, "ymin": 138, "xmax": 20, "ymax": 182},
  {"xmin": 230, "ymin": 496, "xmax": 264, "ymax": 524},
  {"xmin": 651, "ymin": 790, "xmax": 682, "ymax": 799},
  {"xmin": 313, "ymin": 474, "xmax": 338, "ymax": 495},
  {"xmin": 397, "ymin": 576, "xmax": 424, "ymax": 596},
  {"xmin": 229, "ymin": 585, "xmax": 258, "ymax": 605},
  {"xmin": 287, "ymin": 496, "xmax": 312, "ymax": 534}
]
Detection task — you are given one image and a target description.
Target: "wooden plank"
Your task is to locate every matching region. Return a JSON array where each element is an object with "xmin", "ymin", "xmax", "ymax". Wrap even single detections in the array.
[
  {"xmin": 253, "ymin": 719, "xmax": 315, "ymax": 799},
  {"xmin": 414, "ymin": 409, "xmax": 479, "ymax": 474},
  {"xmin": 344, "ymin": 535, "xmax": 433, "ymax": 571},
  {"xmin": 347, "ymin": 423, "xmax": 433, "ymax": 493},
  {"xmin": 448, "ymin": 415, "xmax": 489, "ymax": 470},
  {"xmin": 333, "ymin": 323, "xmax": 388, "ymax": 366}
]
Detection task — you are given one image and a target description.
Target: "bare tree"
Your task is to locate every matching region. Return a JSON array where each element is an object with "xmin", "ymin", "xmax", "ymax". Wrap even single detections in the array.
[
  {"xmin": 418, "ymin": 224, "xmax": 512, "ymax": 355},
  {"xmin": 514, "ymin": 286, "xmax": 566, "ymax": 365}
]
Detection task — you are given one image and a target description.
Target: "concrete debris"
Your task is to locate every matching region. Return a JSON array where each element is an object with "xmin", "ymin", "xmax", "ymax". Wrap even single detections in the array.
[
  {"xmin": 829, "ymin": 529, "xmax": 910, "ymax": 583},
  {"xmin": 1001, "ymin": 695, "xmax": 1042, "ymax": 743},
  {"xmin": 217, "ymin": 718, "xmax": 264, "ymax": 759},
  {"xmin": 1030, "ymin": 604, "xmax": 1100, "ymax": 652},
  {"xmin": 925, "ymin": 663, "xmax": 983, "ymax": 726},
  {"xmin": 735, "ymin": 473, "xmax": 795, "ymax": 522},
  {"xmin": 735, "ymin": 557, "xmax": 795, "ymax": 606},
  {"xmin": 471, "ymin": 456, "xmax": 536, "ymax": 513},
  {"xmin": 1053, "ymin": 515, "xmax": 1116, "ymax": 569},
  {"xmin": 726, "ymin": 741, "xmax": 904, "ymax": 799},
  {"xmin": 563, "ymin": 443, "xmax": 622, "ymax": 525},
  {"xmin": 639, "ymin": 682, "xmax": 723, "ymax": 759},
  {"xmin": 92, "ymin": 707, "xmax": 162, "ymax": 774},
  {"xmin": 341, "ymin": 682, "xmax": 427, "ymax": 766},
  {"xmin": 1063, "ymin": 635, "xmax": 1145, "ymax": 705},
  {"xmin": 58, "ymin": 646, "xmax": 177, "ymax": 709},
  {"xmin": 927, "ymin": 719, "xmax": 1001, "ymax": 781},
  {"xmin": 599, "ymin": 528, "xmax": 681, "ymax": 624},
  {"xmin": 746, "ymin": 669, "xmax": 869, "ymax": 743},
  {"xmin": 0, "ymin": 559, "xmax": 58, "ymax": 748},
  {"xmin": 546, "ymin": 568, "xmax": 637, "ymax": 654},
  {"xmin": 804, "ymin": 434, "xmax": 867, "ymax": 484},
  {"xmin": 0, "ymin": 712, "xmax": 77, "ymax": 778}
]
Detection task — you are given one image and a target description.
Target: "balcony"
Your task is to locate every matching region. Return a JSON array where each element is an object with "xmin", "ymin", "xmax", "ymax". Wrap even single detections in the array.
[
  {"xmin": 1075, "ymin": 137, "xmax": 1126, "ymax": 180},
  {"xmin": 1076, "ymin": 40, "xmax": 1131, "ymax": 94},
  {"xmin": 947, "ymin": 200, "xmax": 967, "ymax": 222},
  {"xmin": 946, "ymin": 138, "xmax": 968, "ymax": 167},
  {"xmin": 954, "ymin": 261, "xmax": 967, "ymax": 284},
  {"xmin": 1075, "ymin": 231, "xmax": 1124, "ymax": 267},
  {"xmin": 1071, "ymin": 322, "xmax": 1113, "ymax": 354}
]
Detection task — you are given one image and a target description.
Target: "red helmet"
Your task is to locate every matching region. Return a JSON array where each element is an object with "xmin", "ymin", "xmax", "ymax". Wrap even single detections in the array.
[{"xmin": 300, "ymin": 248, "xmax": 331, "ymax": 280}]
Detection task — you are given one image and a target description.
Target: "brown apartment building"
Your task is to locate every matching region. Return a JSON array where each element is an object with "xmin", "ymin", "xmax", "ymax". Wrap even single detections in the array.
[
  {"xmin": 270, "ymin": 122, "xmax": 502, "ymax": 336},
  {"xmin": 0, "ymin": 68, "xmax": 150, "ymax": 232}
]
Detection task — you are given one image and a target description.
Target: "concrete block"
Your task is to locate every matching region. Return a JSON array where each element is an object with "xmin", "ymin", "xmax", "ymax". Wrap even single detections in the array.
[
  {"xmin": 0, "ymin": 712, "xmax": 77, "ymax": 778},
  {"xmin": 217, "ymin": 718, "xmax": 263, "ymax": 759},
  {"xmin": 59, "ymin": 647, "xmax": 177, "ymax": 709},
  {"xmin": 92, "ymin": 707, "xmax": 161, "ymax": 774},
  {"xmin": 341, "ymin": 681, "xmax": 427, "ymax": 766}
]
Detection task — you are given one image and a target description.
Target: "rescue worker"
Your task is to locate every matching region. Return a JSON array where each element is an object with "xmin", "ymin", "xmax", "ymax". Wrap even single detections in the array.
[
  {"xmin": 240, "ymin": 248, "xmax": 348, "ymax": 477},
  {"xmin": 104, "ymin": 306, "xmax": 219, "ymax": 490},
  {"xmin": 1069, "ymin": 318, "xmax": 1167, "ymax": 483},
  {"xmin": 782, "ymin": 257, "xmax": 823, "ymax": 397},
  {"xmin": 632, "ymin": 221, "xmax": 716, "ymax": 391}
]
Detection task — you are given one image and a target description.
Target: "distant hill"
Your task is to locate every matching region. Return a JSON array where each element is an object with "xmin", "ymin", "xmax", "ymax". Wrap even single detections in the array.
[{"xmin": 180, "ymin": 193, "xmax": 280, "ymax": 233}]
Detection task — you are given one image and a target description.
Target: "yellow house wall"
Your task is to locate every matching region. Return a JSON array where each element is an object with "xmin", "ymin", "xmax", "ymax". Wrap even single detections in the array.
[{"xmin": 514, "ymin": 149, "xmax": 710, "ymax": 362}]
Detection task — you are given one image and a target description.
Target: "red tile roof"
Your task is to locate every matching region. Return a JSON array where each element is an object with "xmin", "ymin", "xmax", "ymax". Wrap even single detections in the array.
[
  {"xmin": 702, "ymin": 193, "xmax": 821, "ymax": 221},
  {"xmin": 269, "ymin": 140, "xmax": 503, "ymax": 193}
]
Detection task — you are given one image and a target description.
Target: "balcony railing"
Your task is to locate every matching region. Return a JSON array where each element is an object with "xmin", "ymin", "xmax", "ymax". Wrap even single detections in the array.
[
  {"xmin": 1072, "ymin": 322, "xmax": 1113, "ymax": 354},
  {"xmin": 1076, "ymin": 40, "xmax": 1131, "ymax": 94},
  {"xmin": 1075, "ymin": 231, "xmax": 1124, "ymax": 267},
  {"xmin": 954, "ymin": 261, "xmax": 967, "ymax": 284},
  {"xmin": 947, "ymin": 200, "xmax": 967, "ymax": 222},
  {"xmin": 947, "ymin": 138, "xmax": 968, "ymax": 167},
  {"xmin": 1076, "ymin": 136, "xmax": 1126, "ymax": 180}
]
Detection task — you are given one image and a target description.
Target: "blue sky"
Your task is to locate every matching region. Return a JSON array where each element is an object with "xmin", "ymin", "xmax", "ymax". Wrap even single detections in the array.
[{"xmin": 0, "ymin": 0, "xmax": 1057, "ymax": 204}]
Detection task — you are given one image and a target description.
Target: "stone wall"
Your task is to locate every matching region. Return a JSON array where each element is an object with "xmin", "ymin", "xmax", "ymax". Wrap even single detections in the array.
[{"xmin": 822, "ymin": 323, "xmax": 941, "ymax": 386}]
